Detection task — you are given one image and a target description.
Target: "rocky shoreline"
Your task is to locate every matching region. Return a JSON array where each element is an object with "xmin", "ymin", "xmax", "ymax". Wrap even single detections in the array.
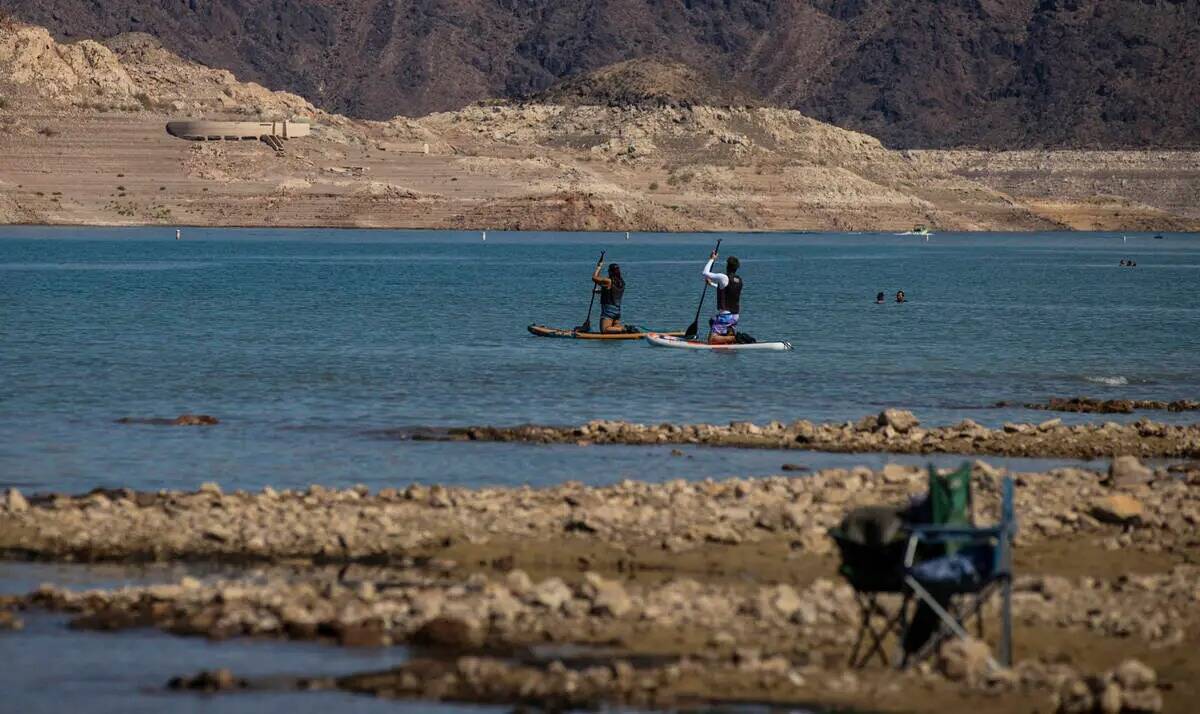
[
  {"xmin": 436, "ymin": 410, "xmax": 1200, "ymax": 459},
  {"xmin": 1018, "ymin": 398, "xmax": 1200, "ymax": 415},
  {"xmin": 3, "ymin": 452, "xmax": 1197, "ymax": 565},
  {"xmin": 2, "ymin": 452, "xmax": 1198, "ymax": 712}
]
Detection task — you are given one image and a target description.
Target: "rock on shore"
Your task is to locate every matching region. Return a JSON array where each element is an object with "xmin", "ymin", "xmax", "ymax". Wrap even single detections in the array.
[
  {"xmin": 115, "ymin": 414, "xmax": 219, "ymax": 426},
  {"xmin": 446, "ymin": 412, "xmax": 1200, "ymax": 459},
  {"xmin": 2, "ymin": 456, "xmax": 1198, "ymax": 565},
  {"xmin": 1024, "ymin": 398, "xmax": 1200, "ymax": 414}
]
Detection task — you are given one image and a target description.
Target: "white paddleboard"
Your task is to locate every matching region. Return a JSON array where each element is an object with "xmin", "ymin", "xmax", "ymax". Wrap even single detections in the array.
[{"xmin": 645, "ymin": 333, "xmax": 793, "ymax": 351}]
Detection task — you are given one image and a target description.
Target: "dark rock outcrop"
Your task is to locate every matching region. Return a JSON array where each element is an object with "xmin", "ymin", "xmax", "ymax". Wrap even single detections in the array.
[
  {"xmin": 1, "ymin": 0, "xmax": 1197, "ymax": 148},
  {"xmin": 115, "ymin": 414, "xmax": 219, "ymax": 426},
  {"xmin": 1024, "ymin": 398, "xmax": 1200, "ymax": 414}
]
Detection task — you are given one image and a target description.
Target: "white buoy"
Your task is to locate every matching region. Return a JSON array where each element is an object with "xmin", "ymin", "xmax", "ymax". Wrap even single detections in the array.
[
  {"xmin": 482, "ymin": 231, "xmax": 487, "ymax": 241},
  {"xmin": 625, "ymin": 231, "xmax": 630, "ymax": 241},
  {"xmin": 1122, "ymin": 235, "xmax": 1127, "ymax": 243},
  {"xmin": 175, "ymin": 228, "xmax": 181, "ymax": 241}
]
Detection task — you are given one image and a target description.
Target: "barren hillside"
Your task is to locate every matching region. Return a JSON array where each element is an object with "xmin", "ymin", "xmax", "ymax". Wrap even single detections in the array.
[
  {"xmin": 1, "ymin": 0, "xmax": 1198, "ymax": 149},
  {"xmin": 1, "ymin": 20, "xmax": 1197, "ymax": 232},
  {"xmin": 532, "ymin": 58, "xmax": 762, "ymax": 109}
]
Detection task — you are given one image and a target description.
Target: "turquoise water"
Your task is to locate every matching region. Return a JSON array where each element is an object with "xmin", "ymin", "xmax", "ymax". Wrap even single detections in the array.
[{"xmin": 2, "ymin": 227, "xmax": 1198, "ymax": 493}]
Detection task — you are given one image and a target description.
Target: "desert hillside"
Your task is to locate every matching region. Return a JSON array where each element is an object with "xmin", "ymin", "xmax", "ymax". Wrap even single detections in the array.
[
  {"xmin": 1, "ymin": 21, "xmax": 1197, "ymax": 232},
  {"xmin": 1, "ymin": 0, "xmax": 1197, "ymax": 149}
]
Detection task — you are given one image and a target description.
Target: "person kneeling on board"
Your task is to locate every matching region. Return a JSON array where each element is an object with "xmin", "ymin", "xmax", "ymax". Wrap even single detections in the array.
[
  {"xmin": 701, "ymin": 248, "xmax": 744, "ymax": 344},
  {"xmin": 592, "ymin": 261, "xmax": 627, "ymax": 333}
]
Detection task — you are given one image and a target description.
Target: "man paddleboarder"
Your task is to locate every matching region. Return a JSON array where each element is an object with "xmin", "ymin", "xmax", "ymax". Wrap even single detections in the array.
[{"xmin": 701, "ymin": 248, "xmax": 742, "ymax": 344}]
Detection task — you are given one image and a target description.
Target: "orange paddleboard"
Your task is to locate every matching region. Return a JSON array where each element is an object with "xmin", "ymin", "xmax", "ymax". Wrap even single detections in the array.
[{"xmin": 527, "ymin": 324, "xmax": 685, "ymax": 341}]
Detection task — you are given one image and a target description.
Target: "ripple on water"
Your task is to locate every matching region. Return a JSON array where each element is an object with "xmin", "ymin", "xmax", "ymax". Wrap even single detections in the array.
[{"xmin": 0, "ymin": 261, "xmax": 216, "ymax": 271}]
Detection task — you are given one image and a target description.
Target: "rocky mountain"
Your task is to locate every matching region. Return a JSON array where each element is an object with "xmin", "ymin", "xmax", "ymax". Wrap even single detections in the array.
[
  {"xmin": 532, "ymin": 58, "xmax": 761, "ymax": 109},
  {"xmin": 2, "ymin": 17, "xmax": 1197, "ymax": 232},
  {"xmin": 0, "ymin": 25, "xmax": 321, "ymax": 119},
  {"xmin": 1, "ymin": 0, "xmax": 1197, "ymax": 149}
]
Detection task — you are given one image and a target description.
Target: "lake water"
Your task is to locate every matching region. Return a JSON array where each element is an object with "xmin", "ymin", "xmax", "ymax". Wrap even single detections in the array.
[{"xmin": 2, "ymin": 227, "xmax": 1198, "ymax": 494}]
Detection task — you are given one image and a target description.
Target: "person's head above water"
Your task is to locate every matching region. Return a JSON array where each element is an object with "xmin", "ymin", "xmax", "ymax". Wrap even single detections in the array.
[
  {"xmin": 876, "ymin": 292, "xmax": 885, "ymax": 302},
  {"xmin": 607, "ymin": 263, "xmax": 623, "ymax": 286},
  {"xmin": 726, "ymin": 256, "xmax": 740, "ymax": 275}
]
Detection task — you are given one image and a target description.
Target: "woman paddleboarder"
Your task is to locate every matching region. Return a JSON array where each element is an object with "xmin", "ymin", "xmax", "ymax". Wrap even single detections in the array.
[{"xmin": 592, "ymin": 260, "xmax": 627, "ymax": 333}]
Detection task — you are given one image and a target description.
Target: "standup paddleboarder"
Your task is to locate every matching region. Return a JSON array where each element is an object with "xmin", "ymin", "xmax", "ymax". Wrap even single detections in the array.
[
  {"xmin": 701, "ymin": 248, "xmax": 742, "ymax": 344},
  {"xmin": 592, "ymin": 260, "xmax": 626, "ymax": 333}
]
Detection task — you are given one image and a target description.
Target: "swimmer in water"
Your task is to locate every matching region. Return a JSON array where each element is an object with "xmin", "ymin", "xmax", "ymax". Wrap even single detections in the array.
[
  {"xmin": 876, "ymin": 291, "xmax": 885, "ymax": 304},
  {"xmin": 895, "ymin": 290, "xmax": 906, "ymax": 303}
]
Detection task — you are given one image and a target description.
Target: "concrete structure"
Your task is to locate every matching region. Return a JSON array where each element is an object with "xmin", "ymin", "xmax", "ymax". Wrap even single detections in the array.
[{"xmin": 165, "ymin": 120, "xmax": 311, "ymax": 141}]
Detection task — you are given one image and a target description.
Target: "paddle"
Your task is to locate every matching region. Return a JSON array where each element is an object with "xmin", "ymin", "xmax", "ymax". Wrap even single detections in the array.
[
  {"xmin": 684, "ymin": 239, "xmax": 722, "ymax": 338},
  {"xmin": 577, "ymin": 250, "xmax": 606, "ymax": 333}
]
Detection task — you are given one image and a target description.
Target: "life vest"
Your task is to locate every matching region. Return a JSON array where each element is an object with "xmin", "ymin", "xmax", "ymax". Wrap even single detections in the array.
[{"xmin": 717, "ymin": 275, "xmax": 742, "ymax": 314}]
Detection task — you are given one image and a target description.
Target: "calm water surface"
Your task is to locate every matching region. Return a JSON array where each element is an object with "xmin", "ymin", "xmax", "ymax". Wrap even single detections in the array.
[{"xmin": 2, "ymin": 227, "xmax": 1198, "ymax": 493}]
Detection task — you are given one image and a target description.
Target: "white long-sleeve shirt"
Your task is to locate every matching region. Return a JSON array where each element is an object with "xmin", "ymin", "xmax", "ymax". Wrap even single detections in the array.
[{"xmin": 702, "ymin": 258, "xmax": 729, "ymax": 289}]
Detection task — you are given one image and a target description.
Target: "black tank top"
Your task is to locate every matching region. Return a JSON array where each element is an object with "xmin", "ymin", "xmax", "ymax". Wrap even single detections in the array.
[
  {"xmin": 717, "ymin": 275, "xmax": 742, "ymax": 313},
  {"xmin": 600, "ymin": 281, "xmax": 623, "ymax": 309}
]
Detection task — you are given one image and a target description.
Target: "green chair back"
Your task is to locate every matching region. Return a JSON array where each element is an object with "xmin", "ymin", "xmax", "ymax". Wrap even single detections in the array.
[
  {"xmin": 929, "ymin": 462, "xmax": 972, "ymax": 526},
  {"xmin": 928, "ymin": 462, "xmax": 973, "ymax": 555}
]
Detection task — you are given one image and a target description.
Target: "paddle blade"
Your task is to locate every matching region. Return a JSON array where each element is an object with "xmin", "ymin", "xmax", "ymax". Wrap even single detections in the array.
[
  {"xmin": 578, "ymin": 321, "xmax": 591, "ymax": 333},
  {"xmin": 683, "ymin": 320, "xmax": 698, "ymax": 339}
]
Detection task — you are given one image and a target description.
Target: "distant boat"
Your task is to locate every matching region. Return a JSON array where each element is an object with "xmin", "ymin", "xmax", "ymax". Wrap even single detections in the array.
[
  {"xmin": 481, "ymin": 231, "xmax": 487, "ymax": 241},
  {"xmin": 625, "ymin": 231, "xmax": 630, "ymax": 241},
  {"xmin": 897, "ymin": 226, "xmax": 933, "ymax": 237},
  {"xmin": 175, "ymin": 228, "xmax": 181, "ymax": 241}
]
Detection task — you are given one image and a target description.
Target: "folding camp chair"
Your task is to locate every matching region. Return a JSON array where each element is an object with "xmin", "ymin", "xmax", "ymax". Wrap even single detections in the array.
[
  {"xmin": 829, "ymin": 463, "xmax": 1015, "ymax": 670},
  {"xmin": 900, "ymin": 475, "xmax": 1016, "ymax": 668}
]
